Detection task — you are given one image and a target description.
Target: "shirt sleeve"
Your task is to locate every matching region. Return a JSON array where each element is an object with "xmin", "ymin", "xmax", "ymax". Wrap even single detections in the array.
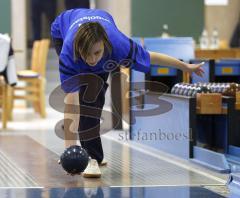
[
  {"xmin": 59, "ymin": 48, "xmax": 81, "ymax": 93},
  {"xmin": 111, "ymin": 31, "xmax": 150, "ymax": 73},
  {"xmin": 51, "ymin": 15, "xmax": 62, "ymax": 39},
  {"xmin": 131, "ymin": 40, "xmax": 151, "ymax": 73},
  {"xmin": 51, "ymin": 10, "xmax": 72, "ymax": 39}
]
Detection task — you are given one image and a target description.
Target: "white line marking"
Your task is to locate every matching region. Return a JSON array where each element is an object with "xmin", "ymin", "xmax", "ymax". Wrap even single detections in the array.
[
  {"xmin": 110, "ymin": 184, "xmax": 225, "ymax": 188},
  {"xmin": 0, "ymin": 187, "xmax": 44, "ymax": 189}
]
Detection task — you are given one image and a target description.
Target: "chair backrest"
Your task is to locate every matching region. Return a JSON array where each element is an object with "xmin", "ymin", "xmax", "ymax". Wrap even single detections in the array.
[{"xmin": 31, "ymin": 39, "xmax": 50, "ymax": 77}]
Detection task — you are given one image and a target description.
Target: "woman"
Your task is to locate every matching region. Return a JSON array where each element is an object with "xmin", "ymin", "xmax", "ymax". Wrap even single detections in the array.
[{"xmin": 51, "ymin": 8, "xmax": 204, "ymax": 178}]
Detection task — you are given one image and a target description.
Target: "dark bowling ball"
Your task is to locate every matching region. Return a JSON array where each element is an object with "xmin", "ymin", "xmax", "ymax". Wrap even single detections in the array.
[
  {"xmin": 223, "ymin": 83, "xmax": 238, "ymax": 96},
  {"xmin": 198, "ymin": 85, "xmax": 212, "ymax": 93},
  {"xmin": 60, "ymin": 145, "xmax": 89, "ymax": 174},
  {"xmin": 236, "ymin": 83, "xmax": 240, "ymax": 92}
]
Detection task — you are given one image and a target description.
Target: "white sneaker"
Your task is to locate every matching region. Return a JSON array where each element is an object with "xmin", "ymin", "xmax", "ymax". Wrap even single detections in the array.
[
  {"xmin": 83, "ymin": 159, "xmax": 101, "ymax": 178},
  {"xmin": 99, "ymin": 158, "xmax": 107, "ymax": 166}
]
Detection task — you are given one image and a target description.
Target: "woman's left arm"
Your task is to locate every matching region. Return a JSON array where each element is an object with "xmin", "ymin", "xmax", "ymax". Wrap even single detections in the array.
[{"xmin": 149, "ymin": 51, "xmax": 204, "ymax": 77}]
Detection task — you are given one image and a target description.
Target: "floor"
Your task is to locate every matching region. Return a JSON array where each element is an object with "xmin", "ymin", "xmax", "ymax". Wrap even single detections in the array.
[{"xmin": 0, "ymin": 49, "xmax": 235, "ymax": 197}]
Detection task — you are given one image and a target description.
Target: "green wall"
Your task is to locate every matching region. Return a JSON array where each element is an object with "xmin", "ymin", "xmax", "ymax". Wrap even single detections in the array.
[
  {"xmin": 0, "ymin": 0, "xmax": 11, "ymax": 34},
  {"xmin": 131, "ymin": 0, "xmax": 204, "ymax": 40}
]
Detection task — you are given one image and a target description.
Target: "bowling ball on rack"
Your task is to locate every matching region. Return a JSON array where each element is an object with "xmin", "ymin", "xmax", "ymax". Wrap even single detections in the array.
[
  {"xmin": 171, "ymin": 86, "xmax": 176, "ymax": 94},
  {"xmin": 59, "ymin": 145, "xmax": 89, "ymax": 174},
  {"xmin": 221, "ymin": 83, "xmax": 229, "ymax": 93},
  {"xmin": 218, "ymin": 83, "xmax": 226, "ymax": 93},
  {"xmin": 187, "ymin": 85, "xmax": 195, "ymax": 97},
  {"xmin": 171, "ymin": 83, "xmax": 179, "ymax": 94},
  {"xmin": 171, "ymin": 83, "xmax": 180, "ymax": 95},
  {"xmin": 215, "ymin": 83, "xmax": 222, "ymax": 93},
  {"xmin": 209, "ymin": 83, "xmax": 216, "ymax": 93},
  {"xmin": 183, "ymin": 84, "xmax": 191, "ymax": 96},
  {"xmin": 223, "ymin": 83, "xmax": 239, "ymax": 97},
  {"xmin": 198, "ymin": 85, "xmax": 212, "ymax": 94},
  {"xmin": 192, "ymin": 86, "xmax": 200, "ymax": 97},
  {"xmin": 179, "ymin": 83, "xmax": 188, "ymax": 95}
]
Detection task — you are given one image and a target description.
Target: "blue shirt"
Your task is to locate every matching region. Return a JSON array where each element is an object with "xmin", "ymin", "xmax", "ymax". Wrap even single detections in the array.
[{"xmin": 51, "ymin": 9, "xmax": 150, "ymax": 93}]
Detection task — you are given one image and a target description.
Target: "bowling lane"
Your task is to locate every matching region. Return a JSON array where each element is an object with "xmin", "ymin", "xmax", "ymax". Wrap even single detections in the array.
[{"xmin": 0, "ymin": 131, "xmax": 227, "ymax": 188}]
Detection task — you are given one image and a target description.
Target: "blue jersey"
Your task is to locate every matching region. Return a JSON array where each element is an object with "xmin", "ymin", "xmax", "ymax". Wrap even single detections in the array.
[{"xmin": 51, "ymin": 9, "xmax": 150, "ymax": 93}]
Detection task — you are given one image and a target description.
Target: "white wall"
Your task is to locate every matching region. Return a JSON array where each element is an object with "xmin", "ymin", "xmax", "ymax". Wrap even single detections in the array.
[
  {"xmin": 11, "ymin": 0, "xmax": 27, "ymax": 70},
  {"xmin": 96, "ymin": 0, "xmax": 131, "ymax": 36}
]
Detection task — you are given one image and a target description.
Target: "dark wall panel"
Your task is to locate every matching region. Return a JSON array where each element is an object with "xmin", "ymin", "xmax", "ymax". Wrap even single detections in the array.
[
  {"xmin": 0, "ymin": 0, "xmax": 11, "ymax": 34},
  {"xmin": 131, "ymin": 0, "xmax": 204, "ymax": 40}
]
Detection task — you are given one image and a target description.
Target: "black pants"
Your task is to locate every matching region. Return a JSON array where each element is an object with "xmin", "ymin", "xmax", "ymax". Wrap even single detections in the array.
[
  {"xmin": 31, "ymin": 0, "xmax": 56, "ymax": 41},
  {"xmin": 78, "ymin": 73, "xmax": 109, "ymax": 163},
  {"xmin": 52, "ymin": 37, "xmax": 108, "ymax": 163}
]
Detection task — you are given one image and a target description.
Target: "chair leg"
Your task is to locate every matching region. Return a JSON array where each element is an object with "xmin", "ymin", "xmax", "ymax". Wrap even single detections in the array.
[
  {"xmin": 7, "ymin": 86, "xmax": 13, "ymax": 121},
  {"xmin": 2, "ymin": 85, "xmax": 7, "ymax": 129},
  {"xmin": 33, "ymin": 101, "xmax": 40, "ymax": 113},
  {"xmin": 31, "ymin": 81, "xmax": 40, "ymax": 114},
  {"xmin": 39, "ymin": 79, "xmax": 46, "ymax": 118}
]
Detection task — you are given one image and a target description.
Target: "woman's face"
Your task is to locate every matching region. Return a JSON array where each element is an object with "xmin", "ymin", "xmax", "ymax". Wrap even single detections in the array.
[{"xmin": 84, "ymin": 41, "xmax": 104, "ymax": 66}]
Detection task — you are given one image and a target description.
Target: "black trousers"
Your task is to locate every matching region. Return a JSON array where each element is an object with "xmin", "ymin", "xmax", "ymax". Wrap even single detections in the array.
[
  {"xmin": 31, "ymin": 0, "xmax": 56, "ymax": 41},
  {"xmin": 78, "ymin": 73, "xmax": 109, "ymax": 163},
  {"xmin": 52, "ymin": 37, "xmax": 108, "ymax": 163}
]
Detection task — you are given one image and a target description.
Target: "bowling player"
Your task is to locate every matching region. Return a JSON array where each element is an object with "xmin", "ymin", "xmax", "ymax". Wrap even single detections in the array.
[{"xmin": 51, "ymin": 8, "xmax": 204, "ymax": 178}]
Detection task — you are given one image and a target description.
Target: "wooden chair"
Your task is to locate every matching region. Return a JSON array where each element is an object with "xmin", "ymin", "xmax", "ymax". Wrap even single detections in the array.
[
  {"xmin": 0, "ymin": 76, "xmax": 13, "ymax": 129},
  {"xmin": 12, "ymin": 39, "xmax": 50, "ymax": 118}
]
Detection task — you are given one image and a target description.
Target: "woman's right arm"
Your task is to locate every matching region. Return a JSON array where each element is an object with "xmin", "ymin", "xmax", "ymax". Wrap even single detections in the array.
[{"xmin": 64, "ymin": 92, "xmax": 79, "ymax": 148}]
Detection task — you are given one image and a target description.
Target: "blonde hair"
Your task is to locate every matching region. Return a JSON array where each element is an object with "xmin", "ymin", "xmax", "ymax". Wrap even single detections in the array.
[{"xmin": 74, "ymin": 22, "xmax": 112, "ymax": 61}]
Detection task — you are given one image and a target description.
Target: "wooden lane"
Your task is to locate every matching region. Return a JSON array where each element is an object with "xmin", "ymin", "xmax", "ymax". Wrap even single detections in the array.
[
  {"xmin": 0, "ymin": 135, "xmax": 106, "ymax": 188},
  {"xmin": 0, "ymin": 134, "xmax": 225, "ymax": 188}
]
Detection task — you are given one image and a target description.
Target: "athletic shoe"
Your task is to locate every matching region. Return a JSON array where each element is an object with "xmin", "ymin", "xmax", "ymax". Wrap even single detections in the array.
[
  {"xmin": 99, "ymin": 158, "xmax": 107, "ymax": 166},
  {"xmin": 83, "ymin": 159, "xmax": 101, "ymax": 178}
]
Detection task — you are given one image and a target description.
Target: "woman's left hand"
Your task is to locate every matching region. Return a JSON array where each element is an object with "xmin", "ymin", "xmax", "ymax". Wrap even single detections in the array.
[{"xmin": 185, "ymin": 62, "xmax": 205, "ymax": 77}]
